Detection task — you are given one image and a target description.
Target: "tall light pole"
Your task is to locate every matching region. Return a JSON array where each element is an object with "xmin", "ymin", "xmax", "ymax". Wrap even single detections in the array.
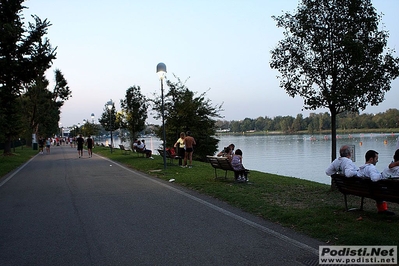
[
  {"xmin": 157, "ymin": 62, "xmax": 167, "ymax": 169},
  {"xmin": 107, "ymin": 100, "xmax": 114, "ymax": 153},
  {"xmin": 91, "ymin": 113, "xmax": 95, "ymax": 123}
]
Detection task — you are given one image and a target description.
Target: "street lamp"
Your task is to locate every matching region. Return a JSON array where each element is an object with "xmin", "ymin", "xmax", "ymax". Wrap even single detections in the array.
[
  {"xmin": 157, "ymin": 62, "xmax": 167, "ymax": 169},
  {"xmin": 107, "ymin": 100, "xmax": 114, "ymax": 153},
  {"xmin": 91, "ymin": 113, "xmax": 95, "ymax": 123}
]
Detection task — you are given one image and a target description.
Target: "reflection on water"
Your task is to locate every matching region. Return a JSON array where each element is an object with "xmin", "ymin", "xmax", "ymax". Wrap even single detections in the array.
[
  {"xmin": 101, "ymin": 133, "xmax": 399, "ymax": 185},
  {"xmin": 216, "ymin": 133, "xmax": 399, "ymax": 185}
]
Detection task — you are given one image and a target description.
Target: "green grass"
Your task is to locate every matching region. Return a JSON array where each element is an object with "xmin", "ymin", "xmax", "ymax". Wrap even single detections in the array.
[
  {"xmin": 2, "ymin": 146, "xmax": 399, "ymax": 246},
  {"xmin": 0, "ymin": 147, "xmax": 37, "ymax": 178}
]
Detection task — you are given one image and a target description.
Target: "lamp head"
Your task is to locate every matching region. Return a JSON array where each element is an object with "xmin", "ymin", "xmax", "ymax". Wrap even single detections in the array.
[
  {"xmin": 107, "ymin": 100, "xmax": 113, "ymax": 110},
  {"xmin": 156, "ymin": 62, "xmax": 167, "ymax": 79}
]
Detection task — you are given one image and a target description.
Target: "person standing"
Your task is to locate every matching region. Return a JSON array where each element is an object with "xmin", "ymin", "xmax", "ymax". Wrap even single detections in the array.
[
  {"xmin": 174, "ymin": 132, "xmax": 186, "ymax": 166},
  {"xmin": 357, "ymin": 150, "xmax": 394, "ymax": 215},
  {"xmin": 183, "ymin": 131, "xmax": 196, "ymax": 168},
  {"xmin": 76, "ymin": 134, "xmax": 84, "ymax": 158},
  {"xmin": 86, "ymin": 135, "xmax": 94, "ymax": 158}
]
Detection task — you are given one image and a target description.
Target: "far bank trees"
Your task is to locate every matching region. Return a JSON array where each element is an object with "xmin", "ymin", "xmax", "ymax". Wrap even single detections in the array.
[{"xmin": 270, "ymin": 0, "xmax": 399, "ymax": 161}]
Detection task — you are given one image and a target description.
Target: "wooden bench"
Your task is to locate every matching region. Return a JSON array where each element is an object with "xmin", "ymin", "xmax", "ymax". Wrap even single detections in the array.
[
  {"xmin": 331, "ymin": 174, "xmax": 399, "ymax": 211},
  {"xmin": 133, "ymin": 146, "xmax": 146, "ymax": 157},
  {"xmin": 157, "ymin": 148, "xmax": 182, "ymax": 164},
  {"xmin": 207, "ymin": 156, "xmax": 249, "ymax": 181},
  {"xmin": 119, "ymin": 144, "xmax": 132, "ymax": 155}
]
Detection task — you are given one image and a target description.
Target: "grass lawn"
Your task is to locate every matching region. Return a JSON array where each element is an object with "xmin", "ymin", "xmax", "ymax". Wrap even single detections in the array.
[{"xmin": 2, "ymin": 146, "xmax": 399, "ymax": 246}]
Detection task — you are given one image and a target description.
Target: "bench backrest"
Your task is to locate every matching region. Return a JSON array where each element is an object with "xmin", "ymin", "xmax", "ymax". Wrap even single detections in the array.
[
  {"xmin": 332, "ymin": 174, "xmax": 399, "ymax": 203},
  {"xmin": 332, "ymin": 174, "xmax": 373, "ymax": 198},
  {"xmin": 207, "ymin": 156, "xmax": 234, "ymax": 171},
  {"xmin": 158, "ymin": 149, "xmax": 170, "ymax": 158},
  {"xmin": 372, "ymin": 179, "xmax": 399, "ymax": 203}
]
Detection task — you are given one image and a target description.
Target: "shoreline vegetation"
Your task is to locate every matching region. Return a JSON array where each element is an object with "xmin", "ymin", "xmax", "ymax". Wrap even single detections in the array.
[
  {"xmin": 216, "ymin": 128, "xmax": 399, "ymax": 136},
  {"xmin": 1, "ymin": 145, "xmax": 398, "ymax": 246}
]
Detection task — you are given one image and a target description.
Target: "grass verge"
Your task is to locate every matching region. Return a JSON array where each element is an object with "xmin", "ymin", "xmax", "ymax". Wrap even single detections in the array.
[{"xmin": 2, "ymin": 146, "xmax": 399, "ymax": 246}]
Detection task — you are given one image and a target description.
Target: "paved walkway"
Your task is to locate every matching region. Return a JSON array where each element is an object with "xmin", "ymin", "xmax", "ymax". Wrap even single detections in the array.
[{"xmin": 0, "ymin": 145, "xmax": 322, "ymax": 265}]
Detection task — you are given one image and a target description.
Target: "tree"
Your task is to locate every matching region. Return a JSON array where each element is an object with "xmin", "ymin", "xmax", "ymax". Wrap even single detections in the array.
[
  {"xmin": 270, "ymin": 0, "xmax": 399, "ymax": 161},
  {"xmin": 0, "ymin": 1, "xmax": 56, "ymax": 154},
  {"xmin": 152, "ymin": 76, "xmax": 223, "ymax": 160},
  {"xmin": 120, "ymin": 86, "xmax": 148, "ymax": 148},
  {"xmin": 21, "ymin": 69, "xmax": 71, "ymax": 145},
  {"xmin": 99, "ymin": 102, "xmax": 120, "ymax": 146}
]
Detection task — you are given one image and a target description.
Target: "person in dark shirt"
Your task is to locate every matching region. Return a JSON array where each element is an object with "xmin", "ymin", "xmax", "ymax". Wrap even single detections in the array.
[
  {"xmin": 86, "ymin": 135, "xmax": 94, "ymax": 158},
  {"xmin": 76, "ymin": 134, "xmax": 84, "ymax": 158}
]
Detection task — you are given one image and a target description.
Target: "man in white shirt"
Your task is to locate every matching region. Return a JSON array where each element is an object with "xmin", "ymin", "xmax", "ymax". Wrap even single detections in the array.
[
  {"xmin": 382, "ymin": 149, "xmax": 399, "ymax": 179},
  {"xmin": 325, "ymin": 145, "xmax": 358, "ymax": 177},
  {"xmin": 357, "ymin": 150, "xmax": 394, "ymax": 215}
]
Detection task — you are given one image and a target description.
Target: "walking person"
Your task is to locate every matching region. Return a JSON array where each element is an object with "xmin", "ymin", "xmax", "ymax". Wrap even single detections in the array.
[
  {"xmin": 38, "ymin": 137, "xmax": 45, "ymax": 154},
  {"xmin": 45, "ymin": 138, "xmax": 51, "ymax": 154},
  {"xmin": 76, "ymin": 134, "xmax": 84, "ymax": 158},
  {"xmin": 183, "ymin": 131, "xmax": 196, "ymax": 168},
  {"xmin": 86, "ymin": 135, "xmax": 94, "ymax": 158},
  {"xmin": 174, "ymin": 132, "xmax": 186, "ymax": 166}
]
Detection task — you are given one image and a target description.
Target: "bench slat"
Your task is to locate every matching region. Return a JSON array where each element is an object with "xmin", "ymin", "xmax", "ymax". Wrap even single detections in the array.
[{"xmin": 331, "ymin": 174, "xmax": 399, "ymax": 211}]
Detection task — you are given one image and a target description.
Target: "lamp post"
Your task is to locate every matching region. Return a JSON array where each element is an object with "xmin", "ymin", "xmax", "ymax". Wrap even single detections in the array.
[
  {"xmin": 91, "ymin": 113, "xmax": 95, "ymax": 123},
  {"xmin": 107, "ymin": 100, "xmax": 114, "ymax": 153},
  {"xmin": 156, "ymin": 62, "xmax": 167, "ymax": 169}
]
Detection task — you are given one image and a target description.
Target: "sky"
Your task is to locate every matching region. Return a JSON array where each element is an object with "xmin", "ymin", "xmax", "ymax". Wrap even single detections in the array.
[{"xmin": 22, "ymin": 0, "xmax": 399, "ymax": 128}]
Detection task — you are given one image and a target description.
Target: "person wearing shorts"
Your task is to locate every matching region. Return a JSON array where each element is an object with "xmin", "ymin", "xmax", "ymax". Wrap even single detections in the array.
[
  {"xmin": 183, "ymin": 131, "xmax": 196, "ymax": 168},
  {"xmin": 76, "ymin": 134, "xmax": 84, "ymax": 158}
]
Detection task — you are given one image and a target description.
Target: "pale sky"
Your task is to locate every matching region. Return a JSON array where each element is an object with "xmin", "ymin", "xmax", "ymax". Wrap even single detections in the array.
[{"xmin": 23, "ymin": 0, "xmax": 399, "ymax": 128}]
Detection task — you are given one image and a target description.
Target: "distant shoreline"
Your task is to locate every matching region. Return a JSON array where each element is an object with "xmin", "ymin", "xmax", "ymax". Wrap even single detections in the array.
[{"xmin": 216, "ymin": 128, "xmax": 399, "ymax": 136}]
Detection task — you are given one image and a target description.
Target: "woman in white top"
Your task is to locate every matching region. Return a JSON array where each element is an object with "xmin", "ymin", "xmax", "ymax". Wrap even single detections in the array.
[{"xmin": 174, "ymin": 132, "xmax": 186, "ymax": 166}]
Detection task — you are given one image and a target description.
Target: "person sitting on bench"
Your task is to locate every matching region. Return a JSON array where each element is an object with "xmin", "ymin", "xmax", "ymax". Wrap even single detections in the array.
[
  {"xmin": 217, "ymin": 143, "xmax": 235, "ymax": 161},
  {"xmin": 325, "ymin": 145, "xmax": 358, "ymax": 177},
  {"xmin": 357, "ymin": 150, "xmax": 394, "ymax": 216},
  {"xmin": 230, "ymin": 149, "xmax": 249, "ymax": 182},
  {"xmin": 135, "ymin": 139, "xmax": 154, "ymax": 159}
]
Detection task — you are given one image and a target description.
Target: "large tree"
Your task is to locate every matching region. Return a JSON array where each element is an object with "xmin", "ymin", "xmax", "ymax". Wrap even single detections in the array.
[
  {"xmin": 0, "ymin": 0, "xmax": 56, "ymax": 154},
  {"xmin": 152, "ymin": 76, "xmax": 223, "ymax": 160},
  {"xmin": 120, "ymin": 86, "xmax": 148, "ymax": 148},
  {"xmin": 21, "ymin": 69, "xmax": 71, "ymax": 144},
  {"xmin": 270, "ymin": 0, "xmax": 399, "ymax": 161}
]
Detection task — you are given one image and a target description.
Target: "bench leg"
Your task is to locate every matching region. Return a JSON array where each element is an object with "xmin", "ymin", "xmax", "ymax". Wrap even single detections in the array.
[
  {"xmin": 344, "ymin": 194, "xmax": 349, "ymax": 211},
  {"xmin": 360, "ymin": 197, "xmax": 364, "ymax": 211}
]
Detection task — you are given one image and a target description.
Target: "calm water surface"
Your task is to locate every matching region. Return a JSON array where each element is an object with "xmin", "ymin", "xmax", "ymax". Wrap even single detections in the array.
[
  {"xmin": 104, "ymin": 133, "xmax": 399, "ymax": 185},
  {"xmin": 216, "ymin": 133, "xmax": 399, "ymax": 185}
]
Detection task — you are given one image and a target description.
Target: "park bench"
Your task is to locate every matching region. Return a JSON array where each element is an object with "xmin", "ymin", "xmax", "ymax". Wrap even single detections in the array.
[
  {"xmin": 157, "ymin": 148, "xmax": 182, "ymax": 164},
  {"xmin": 331, "ymin": 174, "xmax": 399, "ymax": 211},
  {"xmin": 119, "ymin": 144, "xmax": 132, "ymax": 155},
  {"xmin": 133, "ymin": 146, "xmax": 146, "ymax": 157},
  {"xmin": 206, "ymin": 156, "xmax": 249, "ymax": 181}
]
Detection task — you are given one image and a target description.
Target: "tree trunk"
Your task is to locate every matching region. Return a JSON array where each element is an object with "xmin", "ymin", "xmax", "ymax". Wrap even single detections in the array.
[
  {"xmin": 3, "ymin": 135, "xmax": 12, "ymax": 155},
  {"xmin": 330, "ymin": 109, "xmax": 337, "ymax": 189}
]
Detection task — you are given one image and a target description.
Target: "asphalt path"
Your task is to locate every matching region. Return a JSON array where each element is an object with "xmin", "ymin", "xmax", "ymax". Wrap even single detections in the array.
[{"xmin": 0, "ymin": 145, "xmax": 323, "ymax": 266}]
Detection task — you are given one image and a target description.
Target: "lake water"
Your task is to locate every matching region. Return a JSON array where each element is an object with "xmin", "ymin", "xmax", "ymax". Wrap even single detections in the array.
[{"xmin": 101, "ymin": 133, "xmax": 399, "ymax": 185}]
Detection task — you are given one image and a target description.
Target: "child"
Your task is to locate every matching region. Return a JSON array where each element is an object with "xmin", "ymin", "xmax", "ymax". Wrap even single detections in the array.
[{"xmin": 230, "ymin": 149, "xmax": 249, "ymax": 182}]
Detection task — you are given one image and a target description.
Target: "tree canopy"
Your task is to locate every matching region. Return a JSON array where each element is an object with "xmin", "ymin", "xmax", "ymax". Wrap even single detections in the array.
[
  {"xmin": 270, "ymin": 0, "xmax": 399, "ymax": 160},
  {"xmin": 152, "ymin": 76, "xmax": 223, "ymax": 160},
  {"xmin": 120, "ymin": 86, "xmax": 148, "ymax": 148},
  {"xmin": 0, "ymin": 0, "xmax": 68, "ymax": 154}
]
